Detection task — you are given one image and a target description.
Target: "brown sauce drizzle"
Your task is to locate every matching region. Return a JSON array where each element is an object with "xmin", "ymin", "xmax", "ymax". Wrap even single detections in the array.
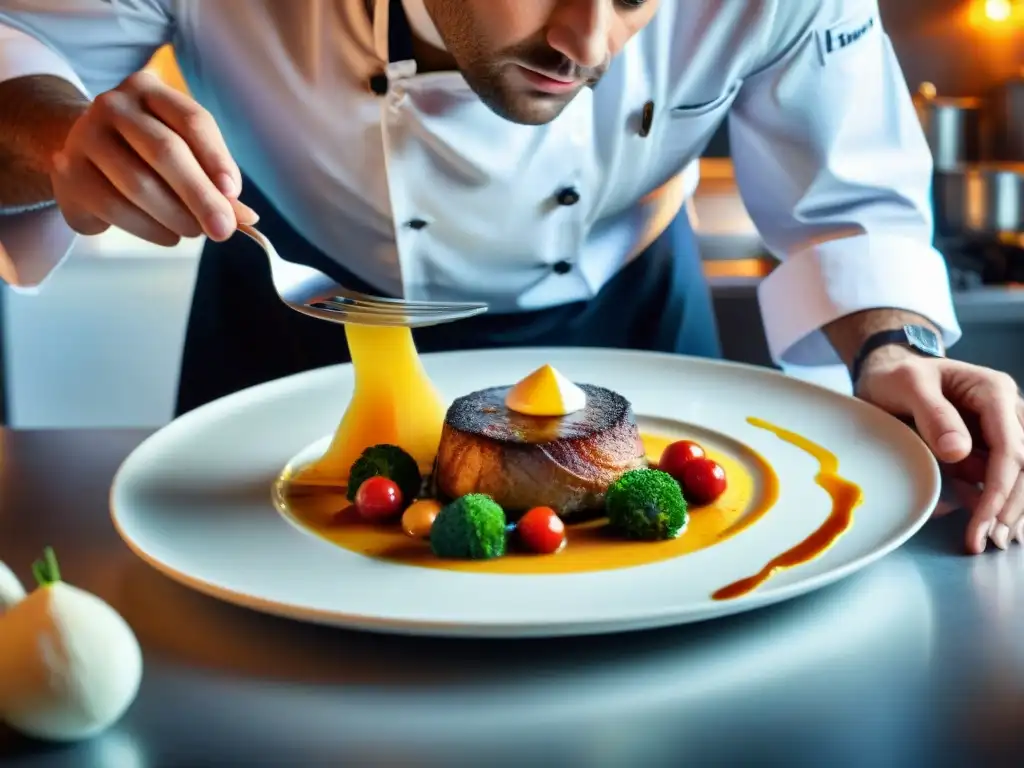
[{"xmin": 712, "ymin": 417, "xmax": 863, "ymax": 601}]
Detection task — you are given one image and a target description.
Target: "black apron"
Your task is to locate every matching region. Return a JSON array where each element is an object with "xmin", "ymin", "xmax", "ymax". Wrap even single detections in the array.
[{"xmin": 174, "ymin": 1, "xmax": 722, "ymax": 417}]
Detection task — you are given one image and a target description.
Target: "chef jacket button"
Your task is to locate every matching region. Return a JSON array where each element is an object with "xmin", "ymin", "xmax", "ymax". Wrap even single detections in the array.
[
  {"xmin": 553, "ymin": 260, "xmax": 573, "ymax": 275},
  {"xmin": 406, "ymin": 218, "xmax": 429, "ymax": 230},
  {"xmin": 369, "ymin": 73, "xmax": 389, "ymax": 95},
  {"xmin": 556, "ymin": 187, "xmax": 581, "ymax": 206}
]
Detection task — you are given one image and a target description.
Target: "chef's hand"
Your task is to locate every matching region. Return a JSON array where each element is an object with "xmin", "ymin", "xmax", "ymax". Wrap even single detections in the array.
[
  {"xmin": 49, "ymin": 70, "xmax": 258, "ymax": 246},
  {"xmin": 855, "ymin": 348, "xmax": 1024, "ymax": 554}
]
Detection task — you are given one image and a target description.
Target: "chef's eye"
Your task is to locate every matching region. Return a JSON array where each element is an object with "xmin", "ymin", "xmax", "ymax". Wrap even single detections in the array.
[{"xmin": 617, "ymin": 0, "xmax": 648, "ymax": 9}]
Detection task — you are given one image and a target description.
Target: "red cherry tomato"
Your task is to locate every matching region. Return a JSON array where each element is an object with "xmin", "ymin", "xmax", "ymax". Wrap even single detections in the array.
[
  {"xmin": 659, "ymin": 440, "xmax": 706, "ymax": 481},
  {"xmin": 354, "ymin": 476, "xmax": 404, "ymax": 522},
  {"xmin": 517, "ymin": 507, "xmax": 567, "ymax": 554},
  {"xmin": 680, "ymin": 458, "xmax": 727, "ymax": 506}
]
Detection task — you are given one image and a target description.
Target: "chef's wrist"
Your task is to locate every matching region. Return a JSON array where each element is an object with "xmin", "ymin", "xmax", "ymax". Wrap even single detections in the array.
[
  {"xmin": 5, "ymin": 76, "xmax": 88, "ymax": 168},
  {"xmin": 852, "ymin": 344, "xmax": 926, "ymax": 392},
  {"xmin": 822, "ymin": 309, "xmax": 942, "ymax": 374},
  {"xmin": 0, "ymin": 76, "xmax": 89, "ymax": 210}
]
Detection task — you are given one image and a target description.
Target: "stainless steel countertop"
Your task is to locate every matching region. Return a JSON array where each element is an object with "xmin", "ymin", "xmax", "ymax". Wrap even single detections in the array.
[{"xmin": 1, "ymin": 429, "xmax": 1023, "ymax": 768}]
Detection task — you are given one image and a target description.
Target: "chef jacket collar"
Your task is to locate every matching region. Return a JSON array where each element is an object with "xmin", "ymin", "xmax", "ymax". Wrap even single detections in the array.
[
  {"xmin": 377, "ymin": 0, "xmax": 413, "ymax": 64},
  {"xmin": 401, "ymin": 0, "xmax": 446, "ymax": 51},
  {"xmin": 373, "ymin": 0, "xmax": 447, "ymax": 70}
]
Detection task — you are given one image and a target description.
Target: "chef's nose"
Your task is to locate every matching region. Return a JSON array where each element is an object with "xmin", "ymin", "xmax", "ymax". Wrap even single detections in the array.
[{"xmin": 546, "ymin": 0, "xmax": 611, "ymax": 70}]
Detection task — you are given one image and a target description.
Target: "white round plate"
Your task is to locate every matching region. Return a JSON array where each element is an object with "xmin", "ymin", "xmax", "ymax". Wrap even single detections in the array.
[{"xmin": 110, "ymin": 348, "xmax": 940, "ymax": 638}]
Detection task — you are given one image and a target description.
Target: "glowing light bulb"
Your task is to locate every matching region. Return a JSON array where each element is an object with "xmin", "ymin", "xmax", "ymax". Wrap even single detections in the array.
[{"xmin": 985, "ymin": 0, "xmax": 1012, "ymax": 22}]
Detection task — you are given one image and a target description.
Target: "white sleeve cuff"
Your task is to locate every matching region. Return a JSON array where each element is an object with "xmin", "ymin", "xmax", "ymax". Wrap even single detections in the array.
[
  {"xmin": 757, "ymin": 233, "xmax": 963, "ymax": 367},
  {"xmin": 0, "ymin": 24, "xmax": 87, "ymax": 289},
  {"xmin": 0, "ymin": 207, "xmax": 77, "ymax": 294},
  {"xmin": 0, "ymin": 22, "xmax": 89, "ymax": 95}
]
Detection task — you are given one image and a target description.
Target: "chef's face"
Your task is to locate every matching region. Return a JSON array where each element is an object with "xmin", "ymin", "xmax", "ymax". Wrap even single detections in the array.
[{"xmin": 425, "ymin": 0, "xmax": 659, "ymax": 125}]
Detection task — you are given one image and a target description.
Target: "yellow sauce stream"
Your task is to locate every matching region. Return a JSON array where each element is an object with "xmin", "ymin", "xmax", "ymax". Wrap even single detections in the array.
[
  {"xmin": 293, "ymin": 325, "xmax": 447, "ymax": 485},
  {"xmin": 711, "ymin": 417, "xmax": 863, "ymax": 601}
]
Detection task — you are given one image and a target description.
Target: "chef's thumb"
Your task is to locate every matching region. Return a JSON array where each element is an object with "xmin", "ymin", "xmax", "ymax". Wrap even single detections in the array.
[
  {"xmin": 907, "ymin": 376, "xmax": 972, "ymax": 464},
  {"xmin": 230, "ymin": 198, "xmax": 260, "ymax": 226}
]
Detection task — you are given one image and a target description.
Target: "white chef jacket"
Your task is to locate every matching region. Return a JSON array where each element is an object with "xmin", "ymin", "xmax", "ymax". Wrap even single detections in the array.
[{"xmin": 0, "ymin": 0, "xmax": 962, "ymax": 369}]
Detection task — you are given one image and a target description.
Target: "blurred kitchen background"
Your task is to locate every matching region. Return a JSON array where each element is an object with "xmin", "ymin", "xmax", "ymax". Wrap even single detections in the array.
[{"xmin": 0, "ymin": 0, "xmax": 1022, "ymax": 428}]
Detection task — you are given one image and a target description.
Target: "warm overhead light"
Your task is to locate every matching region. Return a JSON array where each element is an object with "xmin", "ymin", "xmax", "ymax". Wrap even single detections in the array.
[
  {"xmin": 968, "ymin": 0, "xmax": 1023, "ymax": 27},
  {"xmin": 985, "ymin": 0, "xmax": 1013, "ymax": 22}
]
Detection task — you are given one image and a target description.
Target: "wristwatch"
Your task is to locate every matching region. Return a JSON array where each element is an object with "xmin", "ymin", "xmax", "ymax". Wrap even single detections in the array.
[{"xmin": 850, "ymin": 324, "xmax": 945, "ymax": 386}]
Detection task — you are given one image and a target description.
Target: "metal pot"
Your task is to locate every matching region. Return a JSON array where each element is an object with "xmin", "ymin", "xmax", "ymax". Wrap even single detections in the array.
[
  {"xmin": 933, "ymin": 162, "xmax": 1024, "ymax": 238},
  {"xmin": 990, "ymin": 70, "xmax": 1024, "ymax": 162},
  {"xmin": 914, "ymin": 82, "xmax": 990, "ymax": 171}
]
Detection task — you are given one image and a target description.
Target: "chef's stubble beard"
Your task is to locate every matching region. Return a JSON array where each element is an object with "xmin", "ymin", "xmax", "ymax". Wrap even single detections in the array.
[
  {"xmin": 461, "ymin": 51, "xmax": 609, "ymax": 126},
  {"xmin": 425, "ymin": 1, "xmax": 607, "ymax": 126}
]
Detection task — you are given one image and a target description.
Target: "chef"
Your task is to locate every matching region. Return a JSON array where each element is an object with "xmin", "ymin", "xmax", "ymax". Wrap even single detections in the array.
[{"xmin": 0, "ymin": 0, "xmax": 1021, "ymax": 554}]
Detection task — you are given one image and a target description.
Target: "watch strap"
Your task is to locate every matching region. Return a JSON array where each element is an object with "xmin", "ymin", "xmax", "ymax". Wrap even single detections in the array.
[{"xmin": 850, "ymin": 326, "xmax": 943, "ymax": 386}]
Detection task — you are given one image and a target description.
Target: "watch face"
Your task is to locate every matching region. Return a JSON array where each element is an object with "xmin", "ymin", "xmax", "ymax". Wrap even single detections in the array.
[{"xmin": 903, "ymin": 324, "xmax": 944, "ymax": 357}]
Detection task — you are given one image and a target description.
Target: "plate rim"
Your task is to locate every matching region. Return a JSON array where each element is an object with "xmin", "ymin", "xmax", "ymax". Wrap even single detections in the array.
[{"xmin": 108, "ymin": 347, "xmax": 942, "ymax": 638}]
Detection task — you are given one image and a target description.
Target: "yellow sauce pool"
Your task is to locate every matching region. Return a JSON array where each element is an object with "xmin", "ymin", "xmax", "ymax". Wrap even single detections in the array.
[{"xmin": 279, "ymin": 432, "xmax": 780, "ymax": 576}]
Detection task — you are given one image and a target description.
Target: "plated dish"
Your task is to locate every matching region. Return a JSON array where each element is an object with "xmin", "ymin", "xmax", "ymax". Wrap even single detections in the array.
[
  {"xmin": 279, "ymin": 326, "xmax": 862, "ymax": 600},
  {"xmin": 110, "ymin": 334, "xmax": 941, "ymax": 637}
]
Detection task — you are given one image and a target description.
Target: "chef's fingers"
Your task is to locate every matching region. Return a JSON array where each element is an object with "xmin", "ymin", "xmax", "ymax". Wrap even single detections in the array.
[
  {"xmin": 968, "ymin": 377, "xmax": 1024, "ymax": 553},
  {"xmin": 1015, "ymin": 403, "xmax": 1024, "ymax": 546},
  {"xmin": 51, "ymin": 150, "xmax": 180, "ymax": 246},
  {"xmin": 230, "ymin": 197, "xmax": 260, "ymax": 226},
  {"xmin": 907, "ymin": 372, "xmax": 973, "ymax": 463},
  {"xmin": 137, "ymin": 78, "xmax": 242, "ymax": 199},
  {"xmin": 934, "ymin": 475, "xmax": 980, "ymax": 517},
  {"xmin": 110, "ymin": 106, "xmax": 236, "ymax": 241},
  {"xmin": 945, "ymin": 449, "xmax": 988, "ymax": 486},
  {"xmin": 88, "ymin": 127, "xmax": 204, "ymax": 238},
  {"xmin": 990, "ymin": 473, "xmax": 1024, "ymax": 550},
  {"xmin": 50, "ymin": 153, "xmax": 109, "ymax": 237},
  {"xmin": 93, "ymin": 84, "xmax": 236, "ymax": 242},
  {"xmin": 953, "ymin": 478, "xmax": 983, "ymax": 515}
]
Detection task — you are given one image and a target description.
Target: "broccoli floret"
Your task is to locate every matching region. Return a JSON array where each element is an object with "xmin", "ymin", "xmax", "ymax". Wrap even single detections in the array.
[
  {"xmin": 430, "ymin": 494, "xmax": 507, "ymax": 560},
  {"xmin": 347, "ymin": 444, "xmax": 422, "ymax": 503},
  {"xmin": 605, "ymin": 468, "xmax": 688, "ymax": 541}
]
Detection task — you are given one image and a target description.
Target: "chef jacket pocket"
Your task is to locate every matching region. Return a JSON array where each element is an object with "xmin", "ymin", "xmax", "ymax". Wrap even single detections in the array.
[
  {"xmin": 642, "ymin": 81, "xmax": 742, "ymax": 185},
  {"xmin": 615, "ymin": 81, "xmax": 743, "ymax": 212},
  {"xmin": 669, "ymin": 81, "xmax": 743, "ymax": 119}
]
